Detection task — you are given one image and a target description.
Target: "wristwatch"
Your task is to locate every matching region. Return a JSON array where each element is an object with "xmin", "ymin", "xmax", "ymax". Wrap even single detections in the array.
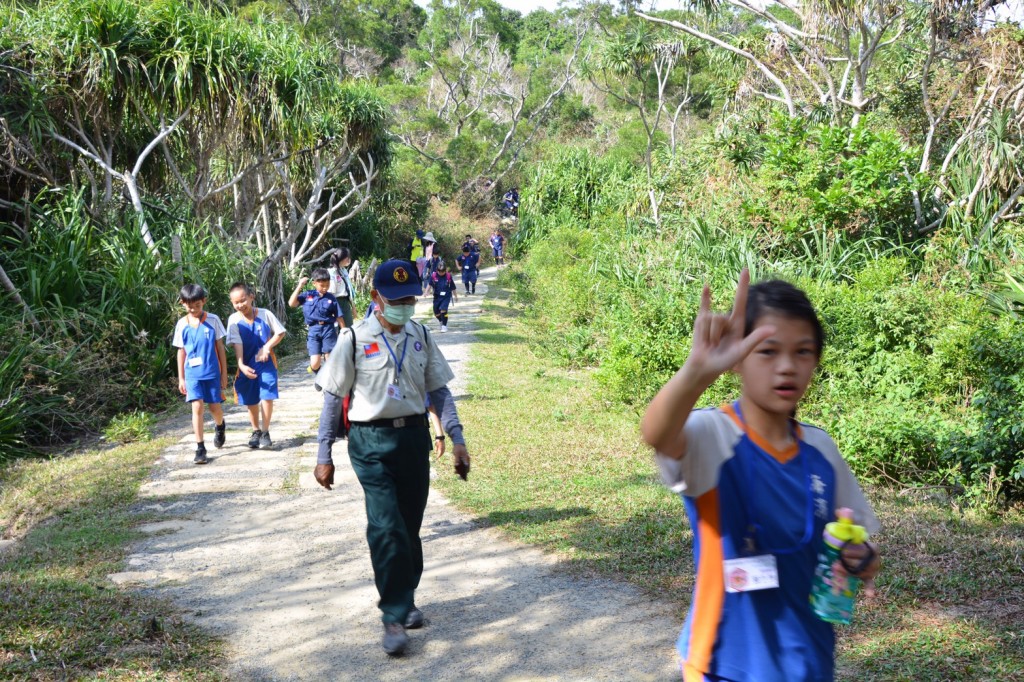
[{"xmin": 434, "ymin": 434, "xmax": 445, "ymax": 441}]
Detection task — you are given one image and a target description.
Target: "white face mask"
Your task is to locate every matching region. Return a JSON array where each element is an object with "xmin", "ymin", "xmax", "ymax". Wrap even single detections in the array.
[{"xmin": 381, "ymin": 300, "xmax": 415, "ymax": 325}]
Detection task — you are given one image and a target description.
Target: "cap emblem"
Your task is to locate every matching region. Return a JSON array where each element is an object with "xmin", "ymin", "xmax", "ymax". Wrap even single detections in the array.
[{"xmin": 393, "ymin": 267, "xmax": 409, "ymax": 283}]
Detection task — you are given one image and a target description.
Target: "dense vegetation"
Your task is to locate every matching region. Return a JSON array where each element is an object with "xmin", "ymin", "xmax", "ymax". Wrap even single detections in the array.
[{"xmin": 1, "ymin": 0, "xmax": 1022, "ymax": 505}]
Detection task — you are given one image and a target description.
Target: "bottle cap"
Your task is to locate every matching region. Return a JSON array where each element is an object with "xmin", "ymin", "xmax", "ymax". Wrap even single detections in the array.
[{"xmin": 824, "ymin": 507, "xmax": 869, "ymax": 545}]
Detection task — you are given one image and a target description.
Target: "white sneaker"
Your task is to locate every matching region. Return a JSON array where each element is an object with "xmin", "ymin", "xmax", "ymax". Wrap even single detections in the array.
[{"xmin": 440, "ymin": 325, "xmax": 448, "ymax": 332}]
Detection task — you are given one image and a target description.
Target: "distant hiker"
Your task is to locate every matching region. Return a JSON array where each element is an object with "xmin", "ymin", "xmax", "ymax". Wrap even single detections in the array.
[
  {"xmin": 173, "ymin": 283, "xmax": 228, "ymax": 465},
  {"xmin": 328, "ymin": 247, "xmax": 355, "ymax": 328},
  {"xmin": 489, "ymin": 229, "xmax": 505, "ymax": 265},
  {"xmin": 640, "ymin": 272, "xmax": 881, "ymax": 682},
  {"xmin": 457, "ymin": 247, "xmax": 480, "ymax": 295},
  {"xmin": 410, "ymin": 229, "xmax": 434, "ymax": 282},
  {"xmin": 424, "ymin": 251, "xmax": 444, "ymax": 293},
  {"xmin": 227, "ymin": 282, "xmax": 286, "ymax": 450},
  {"xmin": 502, "ymin": 188, "xmax": 519, "ymax": 217},
  {"xmin": 312, "ymin": 259, "xmax": 471, "ymax": 657},
  {"xmin": 427, "ymin": 260, "xmax": 458, "ymax": 332},
  {"xmin": 288, "ymin": 268, "xmax": 343, "ymax": 377},
  {"xmin": 461, "ymin": 233, "xmax": 480, "ymax": 254}
]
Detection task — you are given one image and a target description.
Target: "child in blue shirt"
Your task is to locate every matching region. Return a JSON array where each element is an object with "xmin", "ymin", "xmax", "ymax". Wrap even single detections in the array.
[
  {"xmin": 427, "ymin": 261, "xmax": 458, "ymax": 332},
  {"xmin": 227, "ymin": 282, "xmax": 287, "ymax": 449},
  {"xmin": 641, "ymin": 272, "xmax": 881, "ymax": 682},
  {"xmin": 489, "ymin": 230, "xmax": 505, "ymax": 265},
  {"xmin": 173, "ymin": 284, "xmax": 228, "ymax": 465},
  {"xmin": 457, "ymin": 247, "xmax": 480, "ymax": 295},
  {"xmin": 288, "ymin": 268, "xmax": 343, "ymax": 376}
]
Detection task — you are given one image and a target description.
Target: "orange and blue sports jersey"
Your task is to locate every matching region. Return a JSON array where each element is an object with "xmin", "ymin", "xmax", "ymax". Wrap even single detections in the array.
[
  {"xmin": 657, "ymin": 403, "xmax": 880, "ymax": 682},
  {"xmin": 172, "ymin": 313, "xmax": 227, "ymax": 381}
]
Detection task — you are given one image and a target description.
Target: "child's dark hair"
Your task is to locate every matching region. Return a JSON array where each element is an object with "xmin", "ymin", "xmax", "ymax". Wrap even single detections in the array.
[
  {"xmin": 180, "ymin": 284, "xmax": 207, "ymax": 302},
  {"xmin": 331, "ymin": 248, "xmax": 350, "ymax": 268},
  {"xmin": 229, "ymin": 282, "xmax": 255, "ymax": 297},
  {"xmin": 311, "ymin": 268, "xmax": 330, "ymax": 281},
  {"xmin": 744, "ymin": 280, "xmax": 824, "ymax": 356}
]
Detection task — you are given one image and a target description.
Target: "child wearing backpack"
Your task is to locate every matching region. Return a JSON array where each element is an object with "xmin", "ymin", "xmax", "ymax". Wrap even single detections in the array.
[{"xmin": 427, "ymin": 261, "xmax": 458, "ymax": 332}]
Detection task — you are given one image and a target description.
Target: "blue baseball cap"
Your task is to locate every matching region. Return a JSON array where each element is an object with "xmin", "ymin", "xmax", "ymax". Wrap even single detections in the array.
[{"xmin": 374, "ymin": 259, "xmax": 422, "ymax": 299}]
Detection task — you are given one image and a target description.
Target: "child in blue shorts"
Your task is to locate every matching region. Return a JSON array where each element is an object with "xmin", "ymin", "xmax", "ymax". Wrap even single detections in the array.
[
  {"xmin": 173, "ymin": 284, "xmax": 228, "ymax": 465},
  {"xmin": 227, "ymin": 282, "xmax": 287, "ymax": 449},
  {"xmin": 288, "ymin": 268, "xmax": 343, "ymax": 376},
  {"xmin": 457, "ymin": 247, "xmax": 480, "ymax": 295},
  {"xmin": 426, "ymin": 260, "xmax": 458, "ymax": 331}
]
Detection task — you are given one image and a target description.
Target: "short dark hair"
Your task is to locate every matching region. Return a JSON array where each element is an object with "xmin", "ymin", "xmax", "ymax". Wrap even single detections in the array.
[
  {"xmin": 179, "ymin": 284, "xmax": 207, "ymax": 302},
  {"xmin": 311, "ymin": 268, "xmax": 331, "ymax": 281},
  {"xmin": 744, "ymin": 280, "xmax": 824, "ymax": 357},
  {"xmin": 229, "ymin": 282, "xmax": 254, "ymax": 297}
]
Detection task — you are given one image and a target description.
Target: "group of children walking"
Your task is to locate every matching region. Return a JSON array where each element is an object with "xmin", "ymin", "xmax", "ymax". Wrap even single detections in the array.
[
  {"xmin": 174, "ymin": 282, "xmax": 287, "ymax": 464},
  {"xmin": 174, "ymin": 249, "xmax": 357, "ymax": 464}
]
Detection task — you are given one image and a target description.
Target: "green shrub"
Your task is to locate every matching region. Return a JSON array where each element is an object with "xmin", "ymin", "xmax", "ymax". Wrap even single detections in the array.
[{"xmin": 103, "ymin": 411, "xmax": 156, "ymax": 444}]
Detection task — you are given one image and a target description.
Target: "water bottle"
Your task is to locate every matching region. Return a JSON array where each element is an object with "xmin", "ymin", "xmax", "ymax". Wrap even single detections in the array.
[{"xmin": 810, "ymin": 507, "xmax": 870, "ymax": 625}]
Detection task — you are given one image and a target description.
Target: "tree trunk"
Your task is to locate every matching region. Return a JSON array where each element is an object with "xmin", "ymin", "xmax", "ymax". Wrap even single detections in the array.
[{"xmin": 0, "ymin": 261, "xmax": 41, "ymax": 333}]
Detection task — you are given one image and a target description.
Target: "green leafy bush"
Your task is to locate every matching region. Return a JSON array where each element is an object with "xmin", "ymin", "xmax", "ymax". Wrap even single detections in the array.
[{"xmin": 103, "ymin": 411, "xmax": 156, "ymax": 444}]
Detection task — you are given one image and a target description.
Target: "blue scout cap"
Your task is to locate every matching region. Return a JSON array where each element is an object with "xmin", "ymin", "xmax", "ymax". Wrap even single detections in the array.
[{"xmin": 374, "ymin": 260, "xmax": 422, "ymax": 299}]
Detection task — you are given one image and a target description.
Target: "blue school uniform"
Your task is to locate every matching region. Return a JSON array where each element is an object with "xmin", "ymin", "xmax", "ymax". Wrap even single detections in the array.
[
  {"xmin": 172, "ymin": 313, "xmax": 227, "ymax": 403},
  {"xmin": 490, "ymin": 234, "xmax": 504, "ymax": 258},
  {"xmin": 656, "ymin": 403, "xmax": 880, "ymax": 682},
  {"xmin": 300, "ymin": 290, "xmax": 340, "ymax": 355},
  {"xmin": 457, "ymin": 252, "xmax": 479, "ymax": 284},
  {"xmin": 431, "ymin": 272, "xmax": 455, "ymax": 315},
  {"xmin": 227, "ymin": 308, "xmax": 285, "ymax": 405}
]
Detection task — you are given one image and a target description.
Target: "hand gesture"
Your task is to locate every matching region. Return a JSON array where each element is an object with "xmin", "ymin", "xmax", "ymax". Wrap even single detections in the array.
[
  {"xmin": 686, "ymin": 269, "xmax": 776, "ymax": 385},
  {"xmin": 240, "ymin": 363, "xmax": 258, "ymax": 380},
  {"xmin": 298, "ymin": 276, "xmax": 309, "ymax": 287},
  {"xmin": 453, "ymin": 444, "xmax": 470, "ymax": 480},
  {"xmin": 255, "ymin": 346, "xmax": 270, "ymax": 363}
]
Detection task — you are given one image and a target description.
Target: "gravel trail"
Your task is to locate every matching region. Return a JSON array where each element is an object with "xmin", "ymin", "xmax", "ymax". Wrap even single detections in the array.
[{"xmin": 114, "ymin": 266, "xmax": 682, "ymax": 681}]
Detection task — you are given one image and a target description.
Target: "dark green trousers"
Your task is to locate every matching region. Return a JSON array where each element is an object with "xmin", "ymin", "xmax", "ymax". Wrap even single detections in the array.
[
  {"xmin": 348, "ymin": 423, "xmax": 431, "ymax": 624},
  {"xmin": 338, "ymin": 298, "xmax": 354, "ymax": 328}
]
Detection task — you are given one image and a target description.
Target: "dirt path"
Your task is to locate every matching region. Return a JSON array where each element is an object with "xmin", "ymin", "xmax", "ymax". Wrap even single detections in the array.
[{"xmin": 113, "ymin": 266, "xmax": 682, "ymax": 681}]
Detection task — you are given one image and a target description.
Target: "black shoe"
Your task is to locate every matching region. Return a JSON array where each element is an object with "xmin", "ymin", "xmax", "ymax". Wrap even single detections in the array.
[
  {"xmin": 405, "ymin": 606, "xmax": 424, "ymax": 629},
  {"xmin": 259, "ymin": 431, "xmax": 272, "ymax": 449},
  {"xmin": 194, "ymin": 444, "xmax": 208, "ymax": 465},
  {"xmin": 213, "ymin": 421, "xmax": 226, "ymax": 448},
  {"xmin": 248, "ymin": 430, "xmax": 262, "ymax": 449},
  {"xmin": 382, "ymin": 623, "xmax": 408, "ymax": 656}
]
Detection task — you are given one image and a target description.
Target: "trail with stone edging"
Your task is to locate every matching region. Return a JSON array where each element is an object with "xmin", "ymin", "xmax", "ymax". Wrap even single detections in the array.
[{"xmin": 113, "ymin": 266, "xmax": 682, "ymax": 681}]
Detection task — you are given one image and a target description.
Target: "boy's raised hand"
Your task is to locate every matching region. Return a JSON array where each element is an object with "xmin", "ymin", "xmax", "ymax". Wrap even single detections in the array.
[
  {"xmin": 298, "ymin": 276, "xmax": 309, "ymax": 287},
  {"xmin": 687, "ymin": 269, "xmax": 776, "ymax": 383}
]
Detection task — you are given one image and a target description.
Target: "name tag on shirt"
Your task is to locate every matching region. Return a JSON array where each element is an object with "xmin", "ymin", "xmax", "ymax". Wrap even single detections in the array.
[
  {"xmin": 724, "ymin": 555, "xmax": 779, "ymax": 593},
  {"xmin": 188, "ymin": 357, "xmax": 204, "ymax": 367},
  {"xmin": 386, "ymin": 383, "xmax": 402, "ymax": 401}
]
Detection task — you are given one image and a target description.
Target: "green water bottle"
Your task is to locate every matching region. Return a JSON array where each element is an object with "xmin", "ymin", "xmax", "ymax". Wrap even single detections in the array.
[{"xmin": 810, "ymin": 507, "xmax": 869, "ymax": 625}]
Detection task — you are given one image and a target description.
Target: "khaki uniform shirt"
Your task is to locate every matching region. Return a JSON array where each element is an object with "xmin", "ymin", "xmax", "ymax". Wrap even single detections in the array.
[{"xmin": 315, "ymin": 315, "xmax": 454, "ymax": 421}]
